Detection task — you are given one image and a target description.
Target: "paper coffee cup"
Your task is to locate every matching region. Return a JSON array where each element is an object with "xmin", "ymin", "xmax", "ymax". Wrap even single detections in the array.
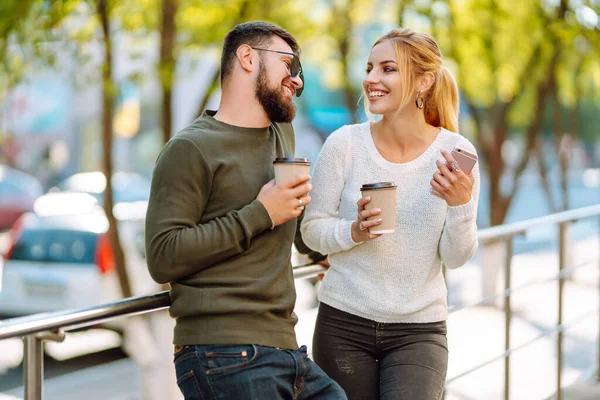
[
  {"xmin": 273, "ymin": 157, "xmax": 311, "ymax": 185},
  {"xmin": 360, "ymin": 182, "xmax": 397, "ymax": 234}
]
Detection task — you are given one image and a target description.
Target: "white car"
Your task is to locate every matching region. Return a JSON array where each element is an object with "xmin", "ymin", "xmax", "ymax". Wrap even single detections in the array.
[{"xmin": 0, "ymin": 192, "xmax": 156, "ymax": 319}]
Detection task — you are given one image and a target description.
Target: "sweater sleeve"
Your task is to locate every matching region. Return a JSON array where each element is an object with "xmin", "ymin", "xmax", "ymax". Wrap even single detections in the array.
[
  {"xmin": 301, "ymin": 127, "xmax": 361, "ymax": 255},
  {"xmin": 145, "ymin": 137, "xmax": 273, "ymax": 284},
  {"xmin": 294, "ymin": 212, "xmax": 327, "ymax": 262},
  {"xmin": 439, "ymin": 140, "xmax": 480, "ymax": 269}
]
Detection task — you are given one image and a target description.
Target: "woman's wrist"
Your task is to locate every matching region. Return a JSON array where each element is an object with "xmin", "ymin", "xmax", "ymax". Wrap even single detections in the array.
[
  {"xmin": 351, "ymin": 221, "xmax": 363, "ymax": 243},
  {"xmin": 448, "ymin": 196, "xmax": 472, "ymax": 208}
]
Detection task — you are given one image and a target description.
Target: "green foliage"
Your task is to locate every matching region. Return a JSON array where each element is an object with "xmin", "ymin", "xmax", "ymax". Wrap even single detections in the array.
[
  {"xmin": 445, "ymin": 0, "xmax": 546, "ymax": 108},
  {"xmin": 0, "ymin": 0, "xmax": 86, "ymax": 89},
  {"xmin": 1, "ymin": 0, "xmax": 598, "ymax": 142},
  {"xmin": 174, "ymin": 0, "xmax": 318, "ymax": 51},
  {"xmin": 425, "ymin": 0, "xmax": 599, "ymax": 141}
]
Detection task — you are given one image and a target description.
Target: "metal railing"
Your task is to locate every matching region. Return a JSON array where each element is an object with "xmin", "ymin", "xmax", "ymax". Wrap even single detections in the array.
[
  {"xmin": 1, "ymin": 204, "xmax": 599, "ymax": 400},
  {"xmin": 445, "ymin": 204, "xmax": 600, "ymax": 400}
]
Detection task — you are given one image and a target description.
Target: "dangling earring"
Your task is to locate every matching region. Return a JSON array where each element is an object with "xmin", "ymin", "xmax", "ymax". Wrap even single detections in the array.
[{"xmin": 415, "ymin": 90, "xmax": 424, "ymax": 109}]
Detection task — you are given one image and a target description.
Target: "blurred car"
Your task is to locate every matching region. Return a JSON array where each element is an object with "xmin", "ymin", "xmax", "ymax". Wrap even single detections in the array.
[
  {"xmin": 52, "ymin": 171, "xmax": 151, "ymax": 204},
  {"xmin": 0, "ymin": 166, "xmax": 43, "ymax": 231},
  {"xmin": 0, "ymin": 192, "xmax": 157, "ymax": 319},
  {"xmin": 51, "ymin": 171, "xmax": 150, "ymax": 222}
]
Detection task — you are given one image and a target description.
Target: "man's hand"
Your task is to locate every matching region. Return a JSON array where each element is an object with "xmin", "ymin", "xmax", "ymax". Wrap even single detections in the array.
[{"xmin": 257, "ymin": 174, "xmax": 312, "ymax": 227}]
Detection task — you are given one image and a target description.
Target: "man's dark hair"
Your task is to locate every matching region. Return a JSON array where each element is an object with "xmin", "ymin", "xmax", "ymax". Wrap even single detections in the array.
[{"xmin": 220, "ymin": 21, "xmax": 300, "ymax": 85}]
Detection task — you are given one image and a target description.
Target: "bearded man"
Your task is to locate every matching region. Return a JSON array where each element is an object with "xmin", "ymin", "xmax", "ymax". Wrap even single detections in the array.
[{"xmin": 144, "ymin": 21, "xmax": 346, "ymax": 400}]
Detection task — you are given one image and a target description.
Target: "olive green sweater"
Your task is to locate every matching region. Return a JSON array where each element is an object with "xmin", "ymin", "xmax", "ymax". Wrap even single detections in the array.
[{"xmin": 145, "ymin": 111, "xmax": 311, "ymax": 349}]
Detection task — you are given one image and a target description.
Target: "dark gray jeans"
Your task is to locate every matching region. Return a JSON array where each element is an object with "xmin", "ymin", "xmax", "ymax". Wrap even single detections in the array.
[{"xmin": 313, "ymin": 302, "xmax": 448, "ymax": 400}]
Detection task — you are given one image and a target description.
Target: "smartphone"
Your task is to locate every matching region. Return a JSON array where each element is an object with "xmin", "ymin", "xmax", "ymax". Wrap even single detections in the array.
[{"xmin": 450, "ymin": 147, "xmax": 478, "ymax": 174}]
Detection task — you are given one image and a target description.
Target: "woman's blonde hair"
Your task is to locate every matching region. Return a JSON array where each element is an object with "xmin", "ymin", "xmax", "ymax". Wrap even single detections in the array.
[{"xmin": 367, "ymin": 28, "xmax": 459, "ymax": 133}]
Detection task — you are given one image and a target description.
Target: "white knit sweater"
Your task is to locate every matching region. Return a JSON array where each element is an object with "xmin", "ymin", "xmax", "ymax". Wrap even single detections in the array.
[{"xmin": 301, "ymin": 122, "xmax": 480, "ymax": 323}]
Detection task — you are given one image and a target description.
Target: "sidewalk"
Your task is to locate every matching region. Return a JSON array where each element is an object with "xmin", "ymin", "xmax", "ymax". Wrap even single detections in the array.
[
  {"xmin": 3, "ymin": 358, "xmax": 141, "ymax": 400},
  {"xmin": 560, "ymin": 378, "xmax": 600, "ymax": 400}
]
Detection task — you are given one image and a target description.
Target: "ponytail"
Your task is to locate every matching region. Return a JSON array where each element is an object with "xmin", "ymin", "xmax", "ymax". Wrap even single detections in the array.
[{"xmin": 426, "ymin": 66, "xmax": 459, "ymax": 133}]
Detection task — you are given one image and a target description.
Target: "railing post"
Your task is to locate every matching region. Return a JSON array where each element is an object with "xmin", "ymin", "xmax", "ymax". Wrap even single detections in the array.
[
  {"xmin": 23, "ymin": 330, "xmax": 65, "ymax": 400},
  {"xmin": 557, "ymin": 222, "xmax": 567, "ymax": 400},
  {"xmin": 504, "ymin": 237, "xmax": 513, "ymax": 400},
  {"xmin": 23, "ymin": 335, "xmax": 43, "ymax": 400}
]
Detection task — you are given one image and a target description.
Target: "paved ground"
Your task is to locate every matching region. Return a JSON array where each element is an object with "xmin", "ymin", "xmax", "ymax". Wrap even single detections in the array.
[{"xmin": 559, "ymin": 379, "xmax": 600, "ymax": 400}]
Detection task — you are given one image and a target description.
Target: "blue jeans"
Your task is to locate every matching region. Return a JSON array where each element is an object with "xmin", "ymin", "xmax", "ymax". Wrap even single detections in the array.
[{"xmin": 173, "ymin": 343, "xmax": 347, "ymax": 400}]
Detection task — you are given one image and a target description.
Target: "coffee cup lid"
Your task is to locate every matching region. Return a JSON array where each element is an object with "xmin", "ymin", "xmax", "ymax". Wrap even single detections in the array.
[
  {"xmin": 273, "ymin": 157, "xmax": 310, "ymax": 166},
  {"xmin": 360, "ymin": 182, "xmax": 397, "ymax": 191}
]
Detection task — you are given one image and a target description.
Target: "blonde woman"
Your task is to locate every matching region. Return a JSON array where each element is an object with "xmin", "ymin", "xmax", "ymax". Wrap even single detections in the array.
[{"xmin": 301, "ymin": 28, "xmax": 480, "ymax": 400}]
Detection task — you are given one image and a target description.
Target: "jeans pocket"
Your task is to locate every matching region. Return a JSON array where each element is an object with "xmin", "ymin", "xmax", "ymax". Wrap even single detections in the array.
[
  {"xmin": 176, "ymin": 370, "xmax": 205, "ymax": 400},
  {"xmin": 173, "ymin": 351, "xmax": 205, "ymax": 400},
  {"xmin": 203, "ymin": 344, "xmax": 259, "ymax": 375}
]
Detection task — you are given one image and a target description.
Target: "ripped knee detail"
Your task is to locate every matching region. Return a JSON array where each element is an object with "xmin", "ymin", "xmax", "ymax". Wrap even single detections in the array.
[{"xmin": 335, "ymin": 358, "xmax": 354, "ymax": 375}]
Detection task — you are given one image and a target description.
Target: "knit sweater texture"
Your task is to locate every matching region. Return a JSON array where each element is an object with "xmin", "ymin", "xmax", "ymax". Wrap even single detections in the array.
[{"xmin": 301, "ymin": 122, "xmax": 480, "ymax": 323}]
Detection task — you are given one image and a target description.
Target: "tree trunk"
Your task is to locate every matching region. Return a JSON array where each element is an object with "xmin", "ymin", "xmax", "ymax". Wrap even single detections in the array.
[
  {"xmin": 159, "ymin": 0, "xmax": 177, "ymax": 144},
  {"xmin": 551, "ymin": 89, "xmax": 568, "ymax": 211},
  {"xmin": 339, "ymin": 35, "xmax": 357, "ymax": 125},
  {"xmin": 535, "ymin": 136, "xmax": 556, "ymax": 213},
  {"xmin": 98, "ymin": 0, "xmax": 132, "ymax": 299},
  {"xmin": 330, "ymin": 0, "xmax": 357, "ymax": 124},
  {"xmin": 397, "ymin": 0, "xmax": 407, "ymax": 27},
  {"xmin": 560, "ymin": 57, "xmax": 583, "ymax": 212},
  {"xmin": 565, "ymin": 102, "xmax": 580, "ymax": 209},
  {"xmin": 488, "ymin": 124, "xmax": 508, "ymax": 226}
]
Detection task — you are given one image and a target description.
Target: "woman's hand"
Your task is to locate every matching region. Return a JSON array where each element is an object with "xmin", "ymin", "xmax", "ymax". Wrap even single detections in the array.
[
  {"xmin": 316, "ymin": 258, "xmax": 330, "ymax": 281},
  {"xmin": 430, "ymin": 150, "xmax": 474, "ymax": 206},
  {"xmin": 351, "ymin": 196, "xmax": 383, "ymax": 242}
]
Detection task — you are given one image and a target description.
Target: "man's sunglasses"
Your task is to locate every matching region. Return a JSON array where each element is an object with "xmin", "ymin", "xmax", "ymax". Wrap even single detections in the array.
[{"xmin": 251, "ymin": 47, "xmax": 304, "ymax": 97}]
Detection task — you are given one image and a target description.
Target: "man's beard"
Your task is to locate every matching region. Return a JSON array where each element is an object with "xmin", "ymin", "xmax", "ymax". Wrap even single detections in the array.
[{"xmin": 255, "ymin": 63, "xmax": 296, "ymax": 123}]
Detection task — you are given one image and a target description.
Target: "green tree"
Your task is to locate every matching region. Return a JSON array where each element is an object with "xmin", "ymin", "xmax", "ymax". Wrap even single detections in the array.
[
  {"xmin": 159, "ymin": 0, "xmax": 178, "ymax": 144},
  {"xmin": 0, "ymin": 0, "xmax": 134, "ymax": 298},
  {"xmin": 329, "ymin": 0, "xmax": 358, "ymax": 124},
  {"xmin": 0, "ymin": 0, "xmax": 72, "ymax": 164},
  {"xmin": 97, "ymin": 0, "xmax": 132, "ymax": 298},
  {"xmin": 433, "ymin": 0, "xmax": 592, "ymax": 226},
  {"xmin": 116, "ymin": 0, "xmax": 319, "ymax": 142}
]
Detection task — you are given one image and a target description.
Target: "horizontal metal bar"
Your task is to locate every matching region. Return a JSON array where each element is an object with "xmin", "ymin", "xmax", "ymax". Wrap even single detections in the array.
[
  {"xmin": 477, "ymin": 204, "xmax": 600, "ymax": 244},
  {"xmin": 0, "ymin": 264, "xmax": 328, "ymax": 341},
  {"xmin": 446, "ymin": 307, "xmax": 599, "ymax": 384},
  {"xmin": 292, "ymin": 264, "xmax": 327, "ymax": 280},
  {"xmin": 448, "ymin": 257, "xmax": 596, "ymax": 313},
  {"xmin": 0, "ymin": 291, "xmax": 171, "ymax": 340}
]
